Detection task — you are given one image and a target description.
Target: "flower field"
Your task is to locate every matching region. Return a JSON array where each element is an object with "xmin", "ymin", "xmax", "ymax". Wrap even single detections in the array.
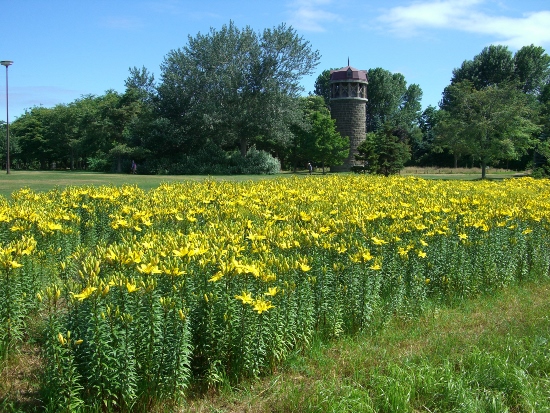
[{"xmin": 1, "ymin": 175, "xmax": 549, "ymax": 411}]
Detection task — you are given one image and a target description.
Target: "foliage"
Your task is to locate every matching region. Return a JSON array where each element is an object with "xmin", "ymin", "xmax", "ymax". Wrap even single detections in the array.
[
  {"xmin": 142, "ymin": 144, "xmax": 280, "ymax": 175},
  {"xmin": 157, "ymin": 20, "xmax": 320, "ymax": 157},
  {"xmin": 365, "ymin": 68, "xmax": 422, "ymax": 135},
  {"xmin": 306, "ymin": 111, "xmax": 349, "ymax": 172},
  {"xmin": 356, "ymin": 124, "xmax": 411, "ymax": 176},
  {"xmin": 449, "ymin": 44, "xmax": 550, "ymax": 97},
  {"xmin": 412, "ymin": 105, "xmax": 449, "ymax": 166},
  {"xmin": 450, "ymin": 45, "xmax": 516, "ymax": 91},
  {"xmin": 291, "ymin": 96, "xmax": 348, "ymax": 172},
  {"xmin": 312, "ymin": 68, "xmax": 337, "ymax": 107},
  {"xmin": 437, "ymin": 81, "xmax": 540, "ymax": 178}
]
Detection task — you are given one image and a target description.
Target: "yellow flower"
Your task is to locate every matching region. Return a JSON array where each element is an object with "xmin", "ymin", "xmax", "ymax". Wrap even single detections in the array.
[
  {"xmin": 247, "ymin": 233, "xmax": 267, "ymax": 241},
  {"xmin": 299, "ymin": 211, "xmax": 312, "ymax": 222},
  {"xmin": 299, "ymin": 263, "xmax": 311, "ymax": 272},
  {"xmin": 137, "ymin": 263, "xmax": 161, "ymax": 275},
  {"xmin": 334, "ymin": 244, "xmax": 346, "ymax": 254},
  {"xmin": 458, "ymin": 233, "xmax": 468, "ymax": 240},
  {"xmin": 362, "ymin": 250, "xmax": 373, "ymax": 262},
  {"xmin": 264, "ymin": 287, "xmax": 278, "ymax": 297},
  {"xmin": 371, "ymin": 236, "xmax": 387, "ymax": 245},
  {"xmin": 47, "ymin": 222, "xmax": 63, "ymax": 231},
  {"xmin": 417, "ymin": 250, "xmax": 427, "ymax": 259},
  {"xmin": 71, "ymin": 286, "xmax": 97, "ymax": 301},
  {"xmin": 164, "ymin": 267, "xmax": 186, "ymax": 277},
  {"xmin": 253, "ymin": 298, "xmax": 274, "ymax": 314},
  {"xmin": 208, "ymin": 271, "xmax": 224, "ymax": 282},
  {"xmin": 235, "ymin": 291, "xmax": 254, "ymax": 305},
  {"xmin": 126, "ymin": 282, "xmax": 139, "ymax": 293},
  {"xmin": 522, "ymin": 228, "xmax": 532, "ymax": 235},
  {"xmin": 173, "ymin": 246, "xmax": 189, "ymax": 257}
]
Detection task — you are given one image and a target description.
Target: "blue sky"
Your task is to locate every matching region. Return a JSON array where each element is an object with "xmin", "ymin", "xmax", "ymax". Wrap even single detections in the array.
[{"xmin": 2, "ymin": 0, "xmax": 550, "ymax": 120}]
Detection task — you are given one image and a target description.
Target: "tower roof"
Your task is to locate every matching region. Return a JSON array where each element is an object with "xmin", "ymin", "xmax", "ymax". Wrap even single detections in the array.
[{"xmin": 330, "ymin": 66, "xmax": 368, "ymax": 82}]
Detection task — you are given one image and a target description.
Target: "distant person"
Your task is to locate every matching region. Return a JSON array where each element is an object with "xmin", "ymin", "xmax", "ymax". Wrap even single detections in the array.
[
  {"xmin": 308, "ymin": 162, "xmax": 313, "ymax": 174},
  {"xmin": 131, "ymin": 160, "xmax": 137, "ymax": 174}
]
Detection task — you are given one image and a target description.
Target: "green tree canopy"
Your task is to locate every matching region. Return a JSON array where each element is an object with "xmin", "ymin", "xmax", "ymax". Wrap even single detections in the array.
[
  {"xmin": 437, "ymin": 81, "xmax": 540, "ymax": 178},
  {"xmin": 451, "ymin": 45, "xmax": 515, "ymax": 90},
  {"xmin": 365, "ymin": 68, "xmax": 422, "ymax": 134},
  {"xmin": 157, "ymin": 21, "xmax": 320, "ymax": 157},
  {"xmin": 290, "ymin": 96, "xmax": 348, "ymax": 172},
  {"xmin": 514, "ymin": 45, "xmax": 550, "ymax": 95},
  {"xmin": 356, "ymin": 123, "xmax": 411, "ymax": 176},
  {"xmin": 312, "ymin": 68, "xmax": 337, "ymax": 107},
  {"xmin": 443, "ymin": 44, "xmax": 550, "ymax": 108}
]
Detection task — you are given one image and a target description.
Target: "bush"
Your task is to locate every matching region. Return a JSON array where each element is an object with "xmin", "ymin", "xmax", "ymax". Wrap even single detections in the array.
[
  {"xmin": 87, "ymin": 156, "xmax": 111, "ymax": 172},
  {"xmin": 141, "ymin": 145, "xmax": 280, "ymax": 175}
]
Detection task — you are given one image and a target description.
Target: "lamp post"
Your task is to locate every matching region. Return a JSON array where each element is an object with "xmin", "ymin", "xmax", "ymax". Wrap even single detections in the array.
[{"xmin": 1, "ymin": 60, "xmax": 13, "ymax": 174}]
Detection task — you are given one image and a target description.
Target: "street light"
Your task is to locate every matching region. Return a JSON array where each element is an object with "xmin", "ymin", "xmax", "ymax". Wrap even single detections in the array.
[{"xmin": 1, "ymin": 60, "xmax": 13, "ymax": 174}]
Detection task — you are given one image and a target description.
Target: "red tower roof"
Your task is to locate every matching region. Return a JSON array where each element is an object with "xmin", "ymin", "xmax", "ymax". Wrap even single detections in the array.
[{"xmin": 330, "ymin": 66, "xmax": 368, "ymax": 82}]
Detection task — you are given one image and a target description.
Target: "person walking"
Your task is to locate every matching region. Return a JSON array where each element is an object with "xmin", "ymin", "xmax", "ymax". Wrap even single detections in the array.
[
  {"xmin": 308, "ymin": 162, "xmax": 313, "ymax": 174},
  {"xmin": 131, "ymin": 160, "xmax": 137, "ymax": 174}
]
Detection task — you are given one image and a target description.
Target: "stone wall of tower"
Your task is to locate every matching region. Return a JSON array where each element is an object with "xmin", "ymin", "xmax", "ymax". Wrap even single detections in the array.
[{"xmin": 330, "ymin": 99, "xmax": 366, "ymax": 171}]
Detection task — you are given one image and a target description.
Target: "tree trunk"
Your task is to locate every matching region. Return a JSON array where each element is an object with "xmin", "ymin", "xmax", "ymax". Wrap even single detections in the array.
[
  {"xmin": 481, "ymin": 160, "xmax": 487, "ymax": 179},
  {"xmin": 454, "ymin": 153, "xmax": 458, "ymax": 169},
  {"xmin": 240, "ymin": 138, "xmax": 247, "ymax": 157}
]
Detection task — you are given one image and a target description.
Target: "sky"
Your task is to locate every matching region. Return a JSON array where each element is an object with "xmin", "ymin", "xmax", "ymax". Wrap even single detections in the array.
[{"xmin": 1, "ymin": 0, "xmax": 550, "ymax": 121}]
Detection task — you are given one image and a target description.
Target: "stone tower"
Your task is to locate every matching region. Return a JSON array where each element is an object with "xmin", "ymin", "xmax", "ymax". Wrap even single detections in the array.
[{"xmin": 329, "ymin": 65, "xmax": 368, "ymax": 171}]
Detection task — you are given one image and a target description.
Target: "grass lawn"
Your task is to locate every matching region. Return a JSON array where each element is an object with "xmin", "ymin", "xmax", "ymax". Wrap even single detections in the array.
[
  {"xmin": 184, "ymin": 279, "xmax": 550, "ymax": 412},
  {"xmin": 0, "ymin": 171, "xmax": 285, "ymax": 198},
  {"xmin": 0, "ymin": 168, "xmax": 524, "ymax": 198}
]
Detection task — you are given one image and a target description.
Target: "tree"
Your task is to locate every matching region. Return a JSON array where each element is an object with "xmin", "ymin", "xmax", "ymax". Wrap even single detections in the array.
[
  {"xmin": 514, "ymin": 45, "xmax": 550, "ymax": 95},
  {"xmin": 532, "ymin": 82, "xmax": 550, "ymax": 174},
  {"xmin": 365, "ymin": 68, "xmax": 422, "ymax": 134},
  {"xmin": 451, "ymin": 45, "xmax": 515, "ymax": 90},
  {"xmin": 356, "ymin": 123, "xmax": 411, "ymax": 176},
  {"xmin": 157, "ymin": 21, "xmax": 320, "ymax": 158},
  {"xmin": 443, "ymin": 44, "xmax": 550, "ymax": 105},
  {"xmin": 12, "ymin": 106, "xmax": 53, "ymax": 169},
  {"xmin": 433, "ymin": 109, "xmax": 470, "ymax": 168},
  {"xmin": 307, "ymin": 111, "xmax": 349, "ymax": 173},
  {"xmin": 290, "ymin": 96, "xmax": 348, "ymax": 172},
  {"xmin": 437, "ymin": 81, "xmax": 540, "ymax": 178},
  {"xmin": 413, "ymin": 105, "xmax": 444, "ymax": 165},
  {"xmin": 312, "ymin": 68, "xmax": 336, "ymax": 107}
]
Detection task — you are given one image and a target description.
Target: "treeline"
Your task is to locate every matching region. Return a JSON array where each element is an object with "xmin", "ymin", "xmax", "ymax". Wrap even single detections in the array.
[
  {"xmin": 4, "ymin": 22, "xmax": 336, "ymax": 175},
  {"xmin": 2, "ymin": 21, "xmax": 550, "ymax": 176},
  {"xmin": 314, "ymin": 44, "xmax": 550, "ymax": 177}
]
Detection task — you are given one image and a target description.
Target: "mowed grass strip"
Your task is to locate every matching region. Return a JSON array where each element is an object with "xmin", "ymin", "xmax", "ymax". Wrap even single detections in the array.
[
  {"xmin": 0, "ymin": 169, "xmax": 520, "ymax": 198},
  {"xmin": 0, "ymin": 171, "xmax": 290, "ymax": 198},
  {"xmin": 185, "ymin": 279, "xmax": 550, "ymax": 413}
]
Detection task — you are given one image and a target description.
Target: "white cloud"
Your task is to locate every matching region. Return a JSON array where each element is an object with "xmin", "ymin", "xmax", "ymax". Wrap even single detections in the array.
[
  {"xmin": 287, "ymin": 0, "xmax": 342, "ymax": 32},
  {"xmin": 378, "ymin": 0, "xmax": 550, "ymax": 48}
]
